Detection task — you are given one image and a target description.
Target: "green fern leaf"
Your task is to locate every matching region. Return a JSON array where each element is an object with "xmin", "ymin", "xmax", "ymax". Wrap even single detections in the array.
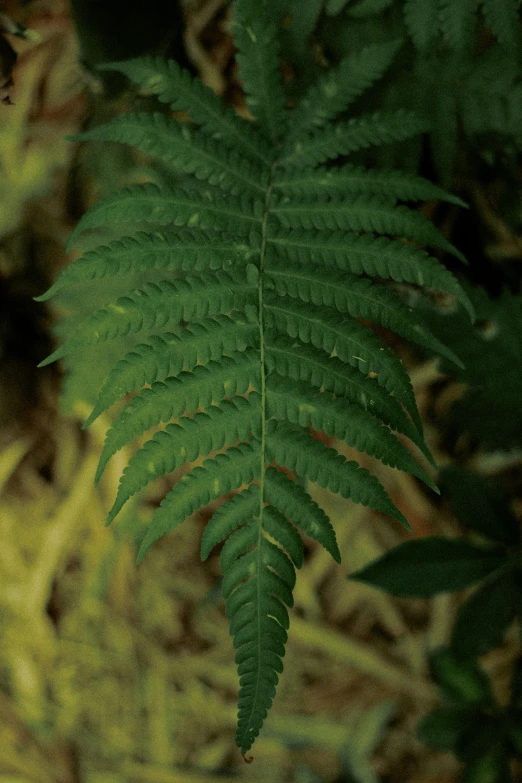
[
  {"xmin": 404, "ymin": 0, "xmax": 440, "ymax": 51},
  {"xmin": 66, "ymin": 184, "xmax": 261, "ymax": 251},
  {"xmin": 281, "ymin": 110, "xmax": 430, "ymax": 168},
  {"xmin": 264, "ymin": 265, "xmax": 464, "ymax": 365},
  {"xmin": 43, "ymin": 272, "xmax": 255, "ymax": 363},
  {"xmin": 347, "ymin": 0, "xmax": 394, "ymax": 16},
  {"xmin": 232, "ymin": 0, "xmax": 286, "ymax": 142},
  {"xmin": 264, "ymin": 295, "xmax": 422, "ymax": 431},
  {"xmin": 260, "ymin": 504, "xmax": 304, "ymax": 569},
  {"xmin": 285, "ymin": 40, "xmax": 402, "ymax": 142},
  {"xmin": 38, "ymin": 3, "xmax": 476, "ymax": 753},
  {"xmin": 70, "ymin": 114, "xmax": 269, "ymax": 196},
  {"xmin": 274, "ymin": 164, "xmax": 467, "ymax": 206},
  {"xmin": 270, "ymin": 196, "xmax": 465, "ymax": 261},
  {"xmin": 481, "ymin": 0, "xmax": 520, "ymax": 50},
  {"xmin": 96, "ymin": 352, "xmax": 260, "ymax": 484},
  {"xmin": 107, "ymin": 394, "xmax": 261, "ymax": 524},
  {"xmin": 266, "ymin": 420, "xmax": 410, "ymax": 529},
  {"xmin": 326, "ymin": 0, "xmax": 350, "ymax": 13},
  {"xmin": 265, "ymin": 373, "xmax": 438, "ymax": 492},
  {"xmin": 36, "ymin": 231, "xmax": 259, "ymax": 302},
  {"xmin": 200, "ymin": 485, "xmax": 261, "ymax": 561},
  {"xmin": 265, "ymin": 336, "xmax": 435, "ymax": 466},
  {"xmin": 99, "ymin": 57, "xmax": 272, "ymax": 164},
  {"xmin": 267, "ymin": 233, "xmax": 474, "ymax": 320},
  {"xmin": 283, "ymin": 0, "xmax": 324, "ymax": 60},
  {"xmin": 223, "ymin": 516, "xmax": 293, "ymax": 753},
  {"xmin": 264, "ymin": 467, "xmax": 341, "ymax": 561},
  {"xmin": 438, "ymin": 0, "xmax": 477, "ymax": 53},
  {"xmin": 137, "ymin": 441, "xmax": 261, "ymax": 563},
  {"xmin": 83, "ymin": 315, "xmax": 258, "ymax": 426}
]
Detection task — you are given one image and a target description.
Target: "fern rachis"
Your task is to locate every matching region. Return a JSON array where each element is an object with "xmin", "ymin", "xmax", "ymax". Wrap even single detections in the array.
[{"xmin": 38, "ymin": 0, "xmax": 474, "ymax": 757}]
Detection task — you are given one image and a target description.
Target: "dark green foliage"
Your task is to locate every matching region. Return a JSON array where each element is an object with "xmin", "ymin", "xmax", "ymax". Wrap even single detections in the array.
[
  {"xmin": 422, "ymin": 286, "xmax": 522, "ymax": 450},
  {"xmin": 350, "ymin": 467, "xmax": 521, "ymax": 657},
  {"xmin": 417, "ymin": 706, "xmax": 482, "ymax": 752},
  {"xmin": 429, "ymin": 648, "xmax": 494, "ymax": 706},
  {"xmin": 450, "ymin": 567, "xmax": 521, "ymax": 658},
  {"xmin": 439, "ymin": 466, "xmax": 520, "ymax": 548},
  {"xmin": 419, "ymin": 647, "xmax": 520, "ymax": 783},
  {"xmin": 38, "ymin": 0, "xmax": 473, "ymax": 753},
  {"xmin": 289, "ymin": 0, "xmax": 522, "ymax": 183},
  {"xmin": 350, "ymin": 537, "xmax": 510, "ymax": 598}
]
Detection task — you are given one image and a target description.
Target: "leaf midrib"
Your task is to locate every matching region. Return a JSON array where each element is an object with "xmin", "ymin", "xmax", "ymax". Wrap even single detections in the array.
[{"xmin": 238, "ymin": 159, "xmax": 278, "ymax": 750}]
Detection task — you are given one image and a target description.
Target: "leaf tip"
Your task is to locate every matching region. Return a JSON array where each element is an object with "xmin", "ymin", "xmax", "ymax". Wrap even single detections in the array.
[{"xmin": 37, "ymin": 345, "xmax": 65, "ymax": 367}]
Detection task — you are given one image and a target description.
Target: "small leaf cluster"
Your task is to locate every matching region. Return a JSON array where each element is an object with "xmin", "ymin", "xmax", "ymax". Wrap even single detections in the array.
[
  {"xmin": 419, "ymin": 648, "xmax": 522, "ymax": 783},
  {"xmin": 351, "ymin": 466, "xmax": 522, "ymax": 780},
  {"xmin": 421, "ymin": 285, "xmax": 522, "ymax": 451},
  {"xmin": 351, "ymin": 465, "xmax": 522, "ymax": 658}
]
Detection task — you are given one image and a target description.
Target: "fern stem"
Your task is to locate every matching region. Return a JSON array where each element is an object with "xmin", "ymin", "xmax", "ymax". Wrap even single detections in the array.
[
  {"xmin": 238, "ymin": 161, "xmax": 278, "ymax": 750},
  {"xmin": 258, "ymin": 163, "xmax": 279, "ymax": 504}
]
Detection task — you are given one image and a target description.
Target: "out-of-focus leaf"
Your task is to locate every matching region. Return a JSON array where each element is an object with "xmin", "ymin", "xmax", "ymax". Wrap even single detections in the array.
[
  {"xmin": 417, "ymin": 705, "xmax": 481, "ymax": 751},
  {"xmin": 326, "ymin": 0, "xmax": 351, "ymax": 14},
  {"xmin": 349, "ymin": 537, "xmax": 508, "ymax": 597},
  {"xmin": 451, "ymin": 566, "xmax": 521, "ymax": 658},
  {"xmin": 439, "ymin": 466, "xmax": 520, "ymax": 547},
  {"xmin": 429, "ymin": 647, "xmax": 494, "ymax": 706},
  {"xmin": 422, "ymin": 286, "xmax": 522, "ymax": 450}
]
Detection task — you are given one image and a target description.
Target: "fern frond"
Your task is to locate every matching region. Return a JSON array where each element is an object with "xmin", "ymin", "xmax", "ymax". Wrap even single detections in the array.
[
  {"xmin": 348, "ymin": 0, "xmax": 393, "ymax": 16},
  {"xmin": 38, "ymin": 7, "xmax": 477, "ymax": 753},
  {"xmin": 274, "ymin": 165, "xmax": 467, "ymax": 206},
  {"xmin": 404, "ymin": 0, "xmax": 440, "ymax": 51},
  {"xmin": 283, "ymin": 0, "xmax": 324, "ymax": 60},
  {"xmin": 96, "ymin": 352, "xmax": 260, "ymax": 484},
  {"xmin": 42, "ymin": 272, "xmax": 255, "ymax": 364},
  {"xmin": 83, "ymin": 315, "xmax": 258, "ymax": 426},
  {"xmin": 480, "ymin": 0, "xmax": 520, "ymax": 50},
  {"xmin": 285, "ymin": 40, "xmax": 402, "ymax": 142},
  {"xmin": 107, "ymin": 394, "xmax": 261, "ymax": 524},
  {"xmin": 200, "ymin": 484, "xmax": 261, "ymax": 561},
  {"xmin": 260, "ymin": 504, "xmax": 304, "ymax": 569},
  {"xmin": 265, "ymin": 336, "xmax": 435, "ymax": 465},
  {"xmin": 263, "ymin": 467, "xmax": 341, "ymax": 561},
  {"xmin": 35, "ymin": 231, "xmax": 259, "ymax": 302},
  {"xmin": 71, "ymin": 114, "xmax": 269, "ymax": 196},
  {"xmin": 223, "ymin": 514, "xmax": 294, "ymax": 753},
  {"xmin": 99, "ymin": 57, "xmax": 272, "ymax": 164},
  {"xmin": 438, "ymin": 0, "xmax": 477, "ymax": 53},
  {"xmin": 266, "ymin": 373, "xmax": 438, "ymax": 492},
  {"xmin": 137, "ymin": 441, "xmax": 261, "ymax": 563},
  {"xmin": 270, "ymin": 197, "xmax": 465, "ymax": 261},
  {"xmin": 264, "ymin": 296, "xmax": 422, "ymax": 432},
  {"xmin": 265, "ymin": 265, "xmax": 463, "ymax": 365},
  {"xmin": 231, "ymin": 0, "xmax": 286, "ymax": 143},
  {"xmin": 266, "ymin": 420, "xmax": 410, "ymax": 529},
  {"xmin": 281, "ymin": 110, "xmax": 430, "ymax": 168},
  {"xmin": 267, "ymin": 233, "xmax": 474, "ymax": 320},
  {"xmin": 66, "ymin": 184, "xmax": 261, "ymax": 251},
  {"xmin": 326, "ymin": 0, "xmax": 350, "ymax": 12}
]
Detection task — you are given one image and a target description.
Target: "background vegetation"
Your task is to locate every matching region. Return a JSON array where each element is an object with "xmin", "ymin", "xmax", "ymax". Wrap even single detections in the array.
[{"xmin": 0, "ymin": 0, "xmax": 521, "ymax": 781}]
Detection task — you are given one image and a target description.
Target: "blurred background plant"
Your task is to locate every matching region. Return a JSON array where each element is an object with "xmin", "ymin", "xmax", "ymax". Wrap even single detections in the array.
[{"xmin": 0, "ymin": 1, "xmax": 521, "ymax": 782}]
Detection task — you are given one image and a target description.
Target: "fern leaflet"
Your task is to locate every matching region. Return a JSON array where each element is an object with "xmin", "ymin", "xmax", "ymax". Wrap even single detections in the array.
[
  {"xmin": 480, "ymin": 0, "xmax": 520, "ymax": 51},
  {"xmin": 286, "ymin": 40, "xmax": 402, "ymax": 141},
  {"xmin": 70, "ymin": 113, "xmax": 268, "ymax": 196}
]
